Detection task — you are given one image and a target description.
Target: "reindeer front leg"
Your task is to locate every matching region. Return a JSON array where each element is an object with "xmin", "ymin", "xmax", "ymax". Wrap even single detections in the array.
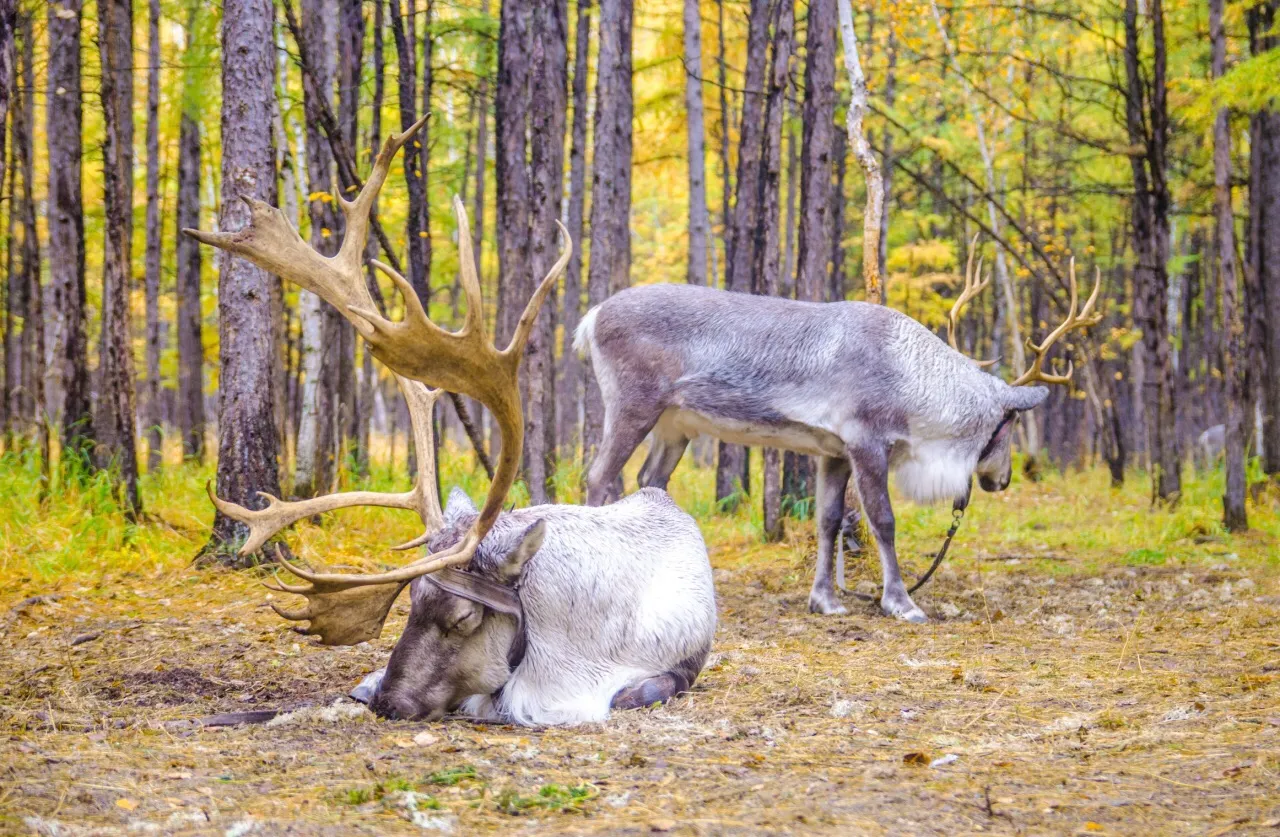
[
  {"xmin": 848, "ymin": 442, "xmax": 928, "ymax": 623},
  {"xmin": 809, "ymin": 456, "xmax": 852, "ymax": 615}
]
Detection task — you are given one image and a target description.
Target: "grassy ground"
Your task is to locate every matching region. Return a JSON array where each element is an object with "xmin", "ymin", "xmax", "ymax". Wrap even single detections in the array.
[{"xmin": 1, "ymin": 443, "xmax": 1278, "ymax": 835}]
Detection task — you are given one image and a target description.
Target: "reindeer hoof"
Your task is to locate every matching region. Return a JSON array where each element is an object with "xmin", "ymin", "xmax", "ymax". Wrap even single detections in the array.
[
  {"xmin": 808, "ymin": 589, "xmax": 848, "ymax": 616},
  {"xmin": 881, "ymin": 592, "xmax": 928, "ymax": 624}
]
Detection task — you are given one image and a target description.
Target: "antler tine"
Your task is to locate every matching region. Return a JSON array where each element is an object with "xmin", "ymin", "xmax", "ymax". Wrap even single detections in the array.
[
  {"xmin": 505, "ymin": 221, "xmax": 573, "ymax": 360},
  {"xmin": 947, "ymin": 235, "xmax": 999, "ymax": 366},
  {"xmin": 452, "ymin": 194, "xmax": 487, "ymax": 337},
  {"xmin": 1012, "ymin": 257, "xmax": 1104, "ymax": 387},
  {"xmin": 205, "ymin": 379, "xmax": 445, "ymax": 558}
]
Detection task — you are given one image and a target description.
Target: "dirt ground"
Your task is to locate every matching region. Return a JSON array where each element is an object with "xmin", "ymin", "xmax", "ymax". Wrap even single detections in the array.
[{"xmin": 2, "ymin": 519, "xmax": 1279, "ymax": 835}]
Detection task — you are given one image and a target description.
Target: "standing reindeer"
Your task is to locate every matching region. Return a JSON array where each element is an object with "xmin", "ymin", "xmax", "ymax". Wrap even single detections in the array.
[
  {"xmin": 576, "ymin": 250, "xmax": 1101, "ymax": 622},
  {"xmin": 186, "ymin": 118, "xmax": 716, "ymax": 726}
]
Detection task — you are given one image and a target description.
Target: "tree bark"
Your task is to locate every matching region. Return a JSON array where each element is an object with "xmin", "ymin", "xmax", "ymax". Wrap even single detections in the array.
[
  {"xmin": 715, "ymin": 0, "xmax": 770, "ymax": 507},
  {"xmin": 1248, "ymin": 1, "xmax": 1280, "ymax": 476},
  {"xmin": 97, "ymin": 0, "xmax": 141, "ymax": 514},
  {"xmin": 757, "ymin": 0, "xmax": 794, "ymax": 542},
  {"xmin": 388, "ymin": 0, "xmax": 431, "ymax": 306},
  {"xmin": 558, "ymin": 0, "xmax": 591, "ymax": 458},
  {"xmin": 797, "ymin": 0, "xmax": 835, "ymax": 305},
  {"xmin": 47, "ymin": 0, "xmax": 92, "ymax": 463},
  {"xmin": 13, "ymin": 9, "xmax": 42, "ymax": 469},
  {"xmin": 877, "ymin": 25, "xmax": 896, "ymax": 278},
  {"xmin": 1124, "ymin": 0, "xmax": 1180, "ymax": 502},
  {"xmin": 176, "ymin": 111, "xmax": 205, "ymax": 461},
  {"xmin": 684, "ymin": 0, "xmax": 709, "ymax": 286},
  {"xmin": 716, "ymin": 0, "xmax": 731, "ymax": 286},
  {"xmin": 356, "ymin": 0, "xmax": 385, "ymax": 477},
  {"xmin": 294, "ymin": 0, "xmax": 339, "ymax": 498},
  {"xmin": 582, "ymin": 0, "xmax": 634, "ymax": 495},
  {"xmin": 1210, "ymin": 0, "xmax": 1246, "ymax": 529},
  {"xmin": 144, "ymin": 0, "xmax": 164, "ymax": 472},
  {"xmin": 837, "ymin": 0, "xmax": 882, "ymax": 304},
  {"xmin": 336, "ymin": 0, "xmax": 364, "ymax": 456},
  {"xmin": 205, "ymin": 0, "xmax": 283, "ymax": 560},
  {"xmin": 524, "ymin": 0, "xmax": 568, "ymax": 504}
]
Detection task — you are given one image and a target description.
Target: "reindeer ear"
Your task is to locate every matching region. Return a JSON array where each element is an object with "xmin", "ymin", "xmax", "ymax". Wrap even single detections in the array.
[
  {"xmin": 1004, "ymin": 385, "xmax": 1049, "ymax": 412},
  {"xmin": 443, "ymin": 487, "xmax": 478, "ymax": 525},
  {"xmin": 496, "ymin": 520, "xmax": 546, "ymax": 583}
]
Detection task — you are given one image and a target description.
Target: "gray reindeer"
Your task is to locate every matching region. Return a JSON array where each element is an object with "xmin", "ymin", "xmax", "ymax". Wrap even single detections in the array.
[
  {"xmin": 187, "ymin": 121, "xmax": 716, "ymax": 726},
  {"xmin": 576, "ymin": 252, "xmax": 1101, "ymax": 623}
]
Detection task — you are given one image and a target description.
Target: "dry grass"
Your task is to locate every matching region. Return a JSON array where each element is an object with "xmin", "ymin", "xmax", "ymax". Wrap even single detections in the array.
[{"xmin": 1, "ymin": 445, "xmax": 1278, "ymax": 835}]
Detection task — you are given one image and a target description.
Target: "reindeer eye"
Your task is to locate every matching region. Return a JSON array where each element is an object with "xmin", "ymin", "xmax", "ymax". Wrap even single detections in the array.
[{"xmin": 446, "ymin": 606, "xmax": 481, "ymax": 635}]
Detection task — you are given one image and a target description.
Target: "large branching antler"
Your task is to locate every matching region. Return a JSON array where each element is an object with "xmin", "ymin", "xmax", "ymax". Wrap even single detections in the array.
[
  {"xmin": 948, "ymin": 235, "xmax": 999, "ymax": 368},
  {"xmin": 1011, "ymin": 257, "xmax": 1102, "ymax": 387},
  {"xmin": 184, "ymin": 116, "xmax": 571, "ymax": 645}
]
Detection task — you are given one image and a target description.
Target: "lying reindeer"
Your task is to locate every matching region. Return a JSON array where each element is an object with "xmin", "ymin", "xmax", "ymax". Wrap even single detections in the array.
[
  {"xmin": 187, "ymin": 118, "xmax": 716, "ymax": 725},
  {"xmin": 576, "ymin": 248, "xmax": 1101, "ymax": 623}
]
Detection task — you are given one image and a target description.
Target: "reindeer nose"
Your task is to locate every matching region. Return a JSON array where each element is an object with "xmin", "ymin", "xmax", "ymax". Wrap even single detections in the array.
[{"xmin": 369, "ymin": 691, "xmax": 419, "ymax": 721}]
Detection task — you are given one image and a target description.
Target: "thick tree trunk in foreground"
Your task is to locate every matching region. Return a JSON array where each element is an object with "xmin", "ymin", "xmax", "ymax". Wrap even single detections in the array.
[
  {"xmin": 757, "ymin": 0, "xmax": 793, "ymax": 542},
  {"xmin": 583, "ymin": 0, "xmax": 634, "ymax": 497},
  {"xmin": 1210, "ymin": 0, "xmax": 1247, "ymax": 531},
  {"xmin": 47, "ymin": 0, "xmax": 92, "ymax": 462},
  {"xmin": 683, "ymin": 0, "xmax": 709, "ymax": 286},
  {"xmin": 715, "ymin": 0, "xmax": 770, "ymax": 507},
  {"xmin": 206, "ymin": 0, "xmax": 282, "ymax": 560},
  {"xmin": 176, "ymin": 113, "xmax": 206, "ymax": 461},
  {"xmin": 558, "ymin": 0, "xmax": 591, "ymax": 458},
  {"xmin": 144, "ymin": 0, "xmax": 164, "ymax": 471},
  {"xmin": 97, "ymin": 0, "xmax": 141, "ymax": 514}
]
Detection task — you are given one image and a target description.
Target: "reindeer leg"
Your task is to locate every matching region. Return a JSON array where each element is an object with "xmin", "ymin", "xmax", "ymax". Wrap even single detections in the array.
[
  {"xmin": 638, "ymin": 418, "xmax": 689, "ymax": 492},
  {"xmin": 809, "ymin": 455, "xmax": 852, "ymax": 615},
  {"xmin": 586, "ymin": 404, "xmax": 662, "ymax": 506},
  {"xmin": 848, "ymin": 442, "xmax": 927, "ymax": 624}
]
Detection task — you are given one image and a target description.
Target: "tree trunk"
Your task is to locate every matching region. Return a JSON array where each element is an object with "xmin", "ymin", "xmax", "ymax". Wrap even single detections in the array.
[
  {"xmin": 582, "ymin": 0, "xmax": 634, "ymax": 495},
  {"xmin": 877, "ymin": 26, "xmax": 896, "ymax": 278},
  {"xmin": 97, "ymin": 0, "xmax": 141, "ymax": 514},
  {"xmin": 176, "ymin": 112, "xmax": 205, "ymax": 461},
  {"xmin": 830, "ymin": 128, "xmax": 847, "ymax": 301},
  {"xmin": 1210, "ymin": 0, "xmax": 1246, "ymax": 528},
  {"xmin": 388, "ymin": 0, "xmax": 431, "ymax": 306},
  {"xmin": 797, "ymin": 0, "xmax": 835, "ymax": 305},
  {"xmin": 837, "ymin": 0, "xmax": 882, "ymax": 304},
  {"xmin": 144, "ymin": 0, "xmax": 164, "ymax": 472},
  {"xmin": 757, "ymin": 0, "xmax": 794, "ymax": 542},
  {"xmin": 294, "ymin": 0, "xmax": 339, "ymax": 498},
  {"xmin": 558, "ymin": 0, "xmax": 591, "ymax": 458},
  {"xmin": 780, "ymin": 0, "xmax": 837, "ymax": 520},
  {"xmin": 1124, "ymin": 0, "xmax": 1180, "ymax": 502},
  {"xmin": 524, "ymin": 0, "xmax": 568, "ymax": 504},
  {"xmin": 205, "ymin": 0, "xmax": 283, "ymax": 561},
  {"xmin": 336, "ymin": 0, "xmax": 364, "ymax": 458},
  {"xmin": 356, "ymin": 0, "xmax": 385, "ymax": 477},
  {"xmin": 47, "ymin": 0, "xmax": 92, "ymax": 464},
  {"xmin": 715, "ymin": 0, "xmax": 770, "ymax": 507},
  {"xmin": 684, "ymin": 0, "xmax": 709, "ymax": 286},
  {"xmin": 14, "ymin": 9, "xmax": 43, "ymax": 470},
  {"xmin": 716, "ymin": 0, "xmax": 731, "ymax": 287},
  {"xmin": 1249, "ymin": 1, "xmax": 1280, "ymax": 476}
]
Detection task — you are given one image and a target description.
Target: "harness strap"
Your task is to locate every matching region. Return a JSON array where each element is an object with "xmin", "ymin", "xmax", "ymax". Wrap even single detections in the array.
[{"xmin": 425, "ymin": 568, "xmax": 528, "ymax": 668}]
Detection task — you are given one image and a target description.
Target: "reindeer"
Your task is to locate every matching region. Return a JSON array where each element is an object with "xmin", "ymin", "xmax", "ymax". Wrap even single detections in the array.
[
  {"xmin": 186, "ymin": 118, "xmax": 716, "ymax": 726},
  {"xmin": 576, "ymin": 248, "xmax": 1101, "ymax": 623}
]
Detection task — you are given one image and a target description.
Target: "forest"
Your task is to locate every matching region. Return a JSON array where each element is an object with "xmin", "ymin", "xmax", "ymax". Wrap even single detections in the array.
[{"xmin": 1, "ymin": 0, "xmax": 1279, "ymax": 833}]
